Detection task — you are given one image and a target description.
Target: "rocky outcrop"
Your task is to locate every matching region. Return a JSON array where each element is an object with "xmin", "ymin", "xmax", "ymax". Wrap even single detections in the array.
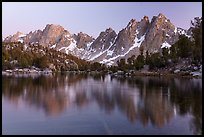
[
  {"xmin": 94, "ymin": 18, "xmax": 145, "ymax": 65},
  {"xmin": 39, "ymin": 24, "xmax": 65, "ymax": 47},
  {"xmin": 55, "ymin": 30, "xmax": 73, "ymax": 50},
  {"xmin": 23, "ymin": 30, "xmax": 43, "ymax": 44},
  {"xmin": 110, "ymin": 19, "xmax": 138, "ymax": 56},
  {"xmin": 4, "ymin": 31, "xmax": 25, "ymax": 43},
  {"xmin": 91, "ymin": 28, "xmax": 116, "ymax": 50},
  {"xmin": 137, "ymin": 16, "xmax": 150, "ymax": 38},
  {"xmin": 140, "ymin": 13, "xmax": 178, "ymax": 53},
  {"xmin": 74, "ymin": 32, "xmax": 94, "ymax": 49},
  {"xmin": 86, "ymin": 28, "xmax": 117, "ymax": 61}
]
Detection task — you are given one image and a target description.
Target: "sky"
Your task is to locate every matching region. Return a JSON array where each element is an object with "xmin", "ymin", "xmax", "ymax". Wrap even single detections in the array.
[{"xmin": 2, "ymin": 2, "xmax": 202, "ymax": 38}]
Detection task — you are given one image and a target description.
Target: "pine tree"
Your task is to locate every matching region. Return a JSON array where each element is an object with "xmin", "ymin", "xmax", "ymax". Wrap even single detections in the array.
[{"xmin": 191, "ymin": 17, "xmax": 202, "ymax": 62}]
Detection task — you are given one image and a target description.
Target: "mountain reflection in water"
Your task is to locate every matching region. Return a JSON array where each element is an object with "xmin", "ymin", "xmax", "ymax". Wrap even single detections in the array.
[{"xmin": 2, "ymin": 73, "xmax": 202, "ymax": 135}]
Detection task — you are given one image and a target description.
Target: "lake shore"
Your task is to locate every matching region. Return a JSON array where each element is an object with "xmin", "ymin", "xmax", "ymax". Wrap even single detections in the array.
[
  {"xmin": 113, "ymin": 71, "xmax": 202, "ymax": 79},
  {"xmin": 2, "ymin": 68, "xmax": 202, "ymax": 79}
]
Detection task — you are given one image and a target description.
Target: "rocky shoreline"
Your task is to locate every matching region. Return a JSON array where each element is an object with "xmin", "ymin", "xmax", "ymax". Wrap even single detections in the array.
[
  {"xmin": 2, "ymin": 67, "xmax": 202, "ymax": 79},
  {"xmin": 110, "ymin": 70, "xmax": 202, "ymax": 79},
  {"xmin": 2, "ymin": 67, "xmax": 52, "ymax": 76}
]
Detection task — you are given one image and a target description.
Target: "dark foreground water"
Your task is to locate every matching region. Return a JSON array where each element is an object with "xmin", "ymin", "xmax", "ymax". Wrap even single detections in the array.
[{"xmin": 2, "ymin": 73, "xmax": 202, "ymax": 135}]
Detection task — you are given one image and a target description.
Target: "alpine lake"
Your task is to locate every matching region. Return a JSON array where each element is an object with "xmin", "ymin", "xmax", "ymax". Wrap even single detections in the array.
[{"xmin": 2, "ymin": 72, "xmax": 202, "ymax": 135}]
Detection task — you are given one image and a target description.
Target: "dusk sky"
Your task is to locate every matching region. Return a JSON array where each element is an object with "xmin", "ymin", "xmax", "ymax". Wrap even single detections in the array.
[{"xmin": 2, "ymin": 2, "xmax": 202, "ymax": 38}]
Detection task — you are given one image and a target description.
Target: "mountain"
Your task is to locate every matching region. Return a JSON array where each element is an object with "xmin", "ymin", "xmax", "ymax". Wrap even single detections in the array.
[
  {"xmin": 84, "ymin": 27, "xmax": 117, "ymax": 62},
  {"xmin": 3, "ymin": 13, "xmax": 191, "ymax": 66},
  {"xmin": 4, "ymin": 31, "xmax": 26, "ymax": 43}
]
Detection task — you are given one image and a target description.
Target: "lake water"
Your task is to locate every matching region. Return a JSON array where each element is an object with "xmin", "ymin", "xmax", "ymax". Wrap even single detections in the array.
[{"xmin": 2, "ymin": 73, "xmax": 202, "ymax": 135}]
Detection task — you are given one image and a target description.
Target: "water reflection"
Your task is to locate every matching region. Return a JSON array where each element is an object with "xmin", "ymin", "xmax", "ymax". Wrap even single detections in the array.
[{"xmin": 2, "ymin": 74, "xmax": 202, "ymax": 135}]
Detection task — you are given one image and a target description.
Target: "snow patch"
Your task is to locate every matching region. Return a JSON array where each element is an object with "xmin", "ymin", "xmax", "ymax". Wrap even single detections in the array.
[
  {"xmin": 132, "ymin": 34, "xmax": 145, "ymax": 48},
  {"xmin": 178, "ymin": 29, "xmax": 186, "ymax": 35},
  {"xmin": 89, "ymin": 49, "xmax": 107, "ymax": 61},
  {"xmin": 88, "ymin": 39, "xmax": 115, "ymax": 61},
  {"xmin": 166, "ymin": 33, "xmax": 170, "ymax": 37},
  {"xmin": 177, "ymin": 28, "xmax": 191, "ymax": 38},
  {"xmin": 161, "ymin": 41, "xmax": 171, "ymax": 48},
  {"xmin": 68, "ymin": 40, "xmax": 77, "ymax": 51},
  {"xmin": 59, "ymin": 47, "xmax": 66, "ymax": 51},
  {"xmin": 190, "ymin": 71, "xmax": 202, "ymax": 77},
  {"xmin": 136, "ymin": 29, "xmax": 139, "ymax": 35},
  {"xmin": 174, "ymin": 27, "xmax": 177, "ymax": 34},
  {"xmin": 23, "ymin": 44, "xmax": 28, "ymax": 50},
  {"xmin": 87, "ymin": 41, "xmax": 93, "ymax": 49},
  {"xmin": 18, "ymin": 39, "xmax": 23, "ymax": 43},
  {"xmin": 65, "ymin": 34, "xmax": 70, "ymax": 38},
  {"xmin": 65, "ymin": 59, "xmax": 69, "ymax": 64},
  {"xmin": 50, "ymin": 44, "xmax": 56, "ymax": 48},
  {"xmin": 107, "ymin": 50, "xmax": 114, "ymax": 56},
  {"xmin": 60, "ymin": 47, "xmax": 70, "ymax": 54},
  {"xmin": 102, "ymin": 44, "xmax": 105, "ymax": 50},
  {"xmin": 100, "ymin": 34, "xmax": 145, "ymax": 65},
  {"xmin": 99, "ymin": 55, "xmax": 120, "ymax": 65},
  {"xmin": 121, "ymin": 47, "xmax": 124, "ymax": 51}
]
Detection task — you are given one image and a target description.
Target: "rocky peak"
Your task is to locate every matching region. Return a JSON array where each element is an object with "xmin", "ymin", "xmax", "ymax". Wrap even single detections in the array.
[
  {"xmin": 153, "ymin": 13, "xmax": 167, "ymax": 28},
  {"xmin": 137, "ymin": 16, "xmax": 150, "ymax": 38},
  {"xmin": 75, "ymin": 32, "xmax": 94, "ymax": 49},
  {"xmin": 141, "ymin": 13, "xmax": 177, "ymax": 53},
  {"xmin": 143, "ymin": 16, "xmax": 149, "ymax": 21},
  {"xmin": 109, "ymin": 19, "xmax": 138, "ymax": 56},
  {"xmin": 158, "ymin": 13, "xmax": 166, "ymax": 18},
  {"xmin": 44, "ymin": 24, "xmax": 64, "ymax": 31},
  {"xmin": 126, "ymin": 19, "xmax": 137, "ymax": 29},
  {"xmin": 84, "ymin": 28, "xmax": 117, "ymax": 61},
  {"xmin": 91, "ymin": 28, "xmax": 117, "ymax": 50},
  {"xmin": 77, "ymin": 32, "xmax": 93, "ymax": 39},
  {"xmin": 39, "ymin": 24, "xmax": 65, "ymax": 47},
  {"xmin": 4, "ymin": 31, "xmax": 25, "ymax": 42},
  {"xmin": 105, "ymin": 27, "xmax": 114, "ymax": 33},
  {"xmin": 54, "ymin": 30, "xmax": 73, "ymax": 50},
  {"xmin": 42, "ymin": 24, "xmax": 65, "ymax": 36},
  {"xmin": 24, "ymin": 30, "xmax": 43, "ymax": 44},
  {"xmin": 15, "ymin": 31, "xmax": 24, "ymax": 36}
]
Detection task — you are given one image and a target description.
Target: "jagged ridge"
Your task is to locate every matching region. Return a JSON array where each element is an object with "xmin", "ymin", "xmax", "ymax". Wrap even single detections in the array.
[{"xmin": 3, "ymin": 13, "xmax": 192, "ymax": 66}]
